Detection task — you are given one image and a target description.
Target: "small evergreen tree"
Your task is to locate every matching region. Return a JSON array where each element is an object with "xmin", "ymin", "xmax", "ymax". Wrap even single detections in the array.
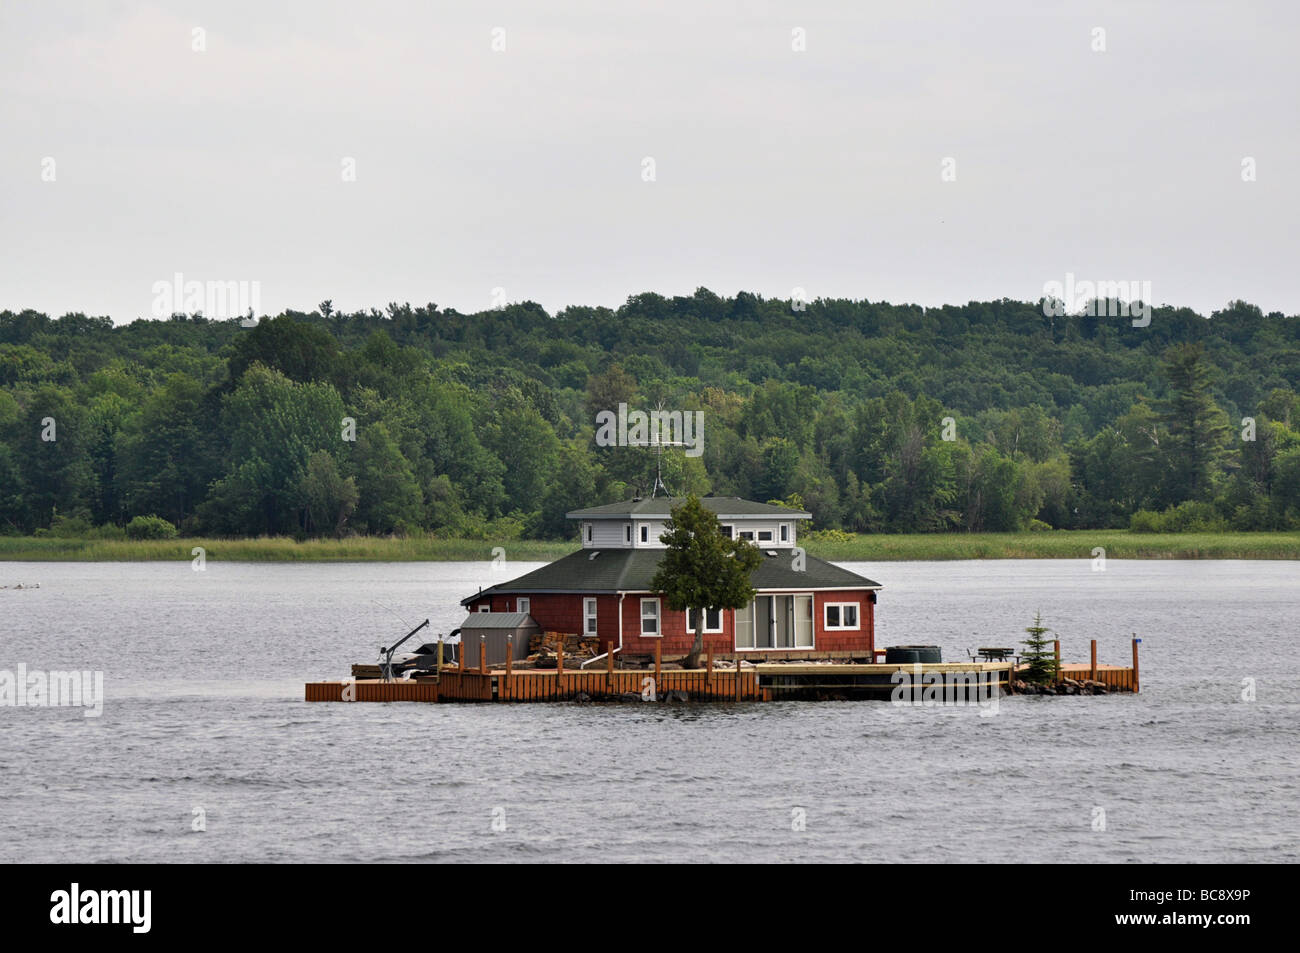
[{"xmin": 1021, "ymin": 611, "xmax": 1057, "ymax": 685}]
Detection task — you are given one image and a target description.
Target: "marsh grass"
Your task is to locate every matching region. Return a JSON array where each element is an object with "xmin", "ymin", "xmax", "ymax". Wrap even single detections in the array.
[
  {"xmin": 805, "ymin": 530, "xmax": 1300, "ymax": 561},
  {"xmin": 2, "ymin": 530, "xmax": 1299, "ymax": 562},
  {"xmin": 0, "ymin": 536, "xmax": 575, "ymax": 562}
]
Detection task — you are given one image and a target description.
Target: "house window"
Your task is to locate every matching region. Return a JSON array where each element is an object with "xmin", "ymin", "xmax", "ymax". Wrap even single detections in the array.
[
  {"xmin": 824, "ymin": 602, "xmax": 860, "ymax": 630},
  {"xmin": 735, "ymin": 600, "xmax": 754, "ymax": 649},
  {"xmin": 686, "ymin": 607, "xmax": 723, "ymax": 633},
  {"xmin": 758, "ymin": 529, "xmax": 773, "ymax": 542},
  {"xmin": 584, "ymin": 598, "xmax": 598, "ymax": 635},
  {"xmin": 780, "ymin": 523, "xmax": 790, "ymax": 543},
  {"xmin": 640, "ymin": 524, "xmax": 649, "ymax": 543},
  {"xmin": 738, "ymin": 530, "xmax": 755, "ymax": 541},
  {"xmin": 625, "ymin": 524, "xmax": 632, "ymax": 543},
  {"xmin": 517, "ymin": 597, "xmax": 530, "ymax": 616},
  {"xmin": 722, "ymin": 524, "xmax": 734, "ymax": 539},
  {"xmin": 640, "ymin": 598, "xmax": 660, "ymax": 637},
  {"xmin": 585, "ymin": 523, "xmax": 593, "ymax": 543},
  {"xmin": 478, "ymin": 605, "xmax": 490, "ymax": 613}
]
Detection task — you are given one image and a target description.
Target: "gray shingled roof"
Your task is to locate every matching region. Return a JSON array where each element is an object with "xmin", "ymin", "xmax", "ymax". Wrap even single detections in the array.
[
  {"xmin": 461, "ymin": 548, "xmax": 880, "ymax": 605},
  {"xmin": 566, "ymin": 496, "xmax": 811, "ymax": 520}
]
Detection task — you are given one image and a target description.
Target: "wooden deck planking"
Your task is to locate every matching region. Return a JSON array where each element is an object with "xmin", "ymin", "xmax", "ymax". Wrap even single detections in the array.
[
  {"xmin": 307, "ymin": 667, "xmax": 771, "ymax": 703},
  {"xmin": 1057, "ymin": 663, "xmax": 1136, "ymax": 692},
  {"xmin": 306, "ymin": 658, "xmax": 1138, "ymax": 704}
]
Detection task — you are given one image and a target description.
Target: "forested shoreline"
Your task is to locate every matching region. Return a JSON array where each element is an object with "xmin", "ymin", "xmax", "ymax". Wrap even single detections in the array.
[{"xmin": 1, "ymin": 291, "xmax": 1297, "ymax": 543}]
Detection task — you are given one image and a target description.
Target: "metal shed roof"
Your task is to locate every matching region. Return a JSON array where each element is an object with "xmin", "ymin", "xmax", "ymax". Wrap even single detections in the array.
[{"xmin": 458, "ymin": 611, "xmax": 538, "ymax": 628}]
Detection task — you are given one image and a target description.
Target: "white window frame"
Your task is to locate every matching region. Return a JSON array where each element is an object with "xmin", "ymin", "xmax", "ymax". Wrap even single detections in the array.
[
  {"xmin": 722, "ymin": 524, "xmax": 734, "ymax": 539},
  {"xmin": 640, "ymin": 524, "xmax": 649, "ymax": 543},
  {"xmin": 516, "ymin": 597, "xmax": 530, "ymax": 616},
  {"xmin": 686, "ymin": 607, "xmax": 724, "ymax": 634},
  {"xmin": 584, "ymin": 522, "xmax": 593, "ymax": 544},
  {"xmin": 478, "ymin": 605, "xmax": 490, "ymax": 613},
  {"xmin": 824, "ymin": 602, "xmax": 860, "ymax": 631},
  {"xmin": 758, "ymin": 529, "xmax": 774, "ymax": 542},
  {"xmin": 584, "ymin": 597, "xmax": 598, "ymax": 635},
  {"xmin": 779, "ymin": 523, "xmax": 790, "ymax": 543},
  {"xmin": 625, "ymin": 523, "xmax": 632, "ymax": 543},
  {"xmin": 640, "ymin": 598, "xmax": 661, "ymax": 637},
  {"xmin": 738, "ymin": 529, "xmax": 755, "ymax": 541}
]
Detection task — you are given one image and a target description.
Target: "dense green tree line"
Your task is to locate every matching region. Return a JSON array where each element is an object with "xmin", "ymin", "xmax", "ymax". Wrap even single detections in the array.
[{"xmin": 1, "ymin": 291, "xmax": 1298, "ymax": 539}]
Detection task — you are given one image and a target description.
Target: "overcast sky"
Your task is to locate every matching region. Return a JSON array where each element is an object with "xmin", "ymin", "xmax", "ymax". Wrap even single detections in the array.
[{"xmin": 2, "ymin": 0, "xmax": 1297, "ymax": 323}]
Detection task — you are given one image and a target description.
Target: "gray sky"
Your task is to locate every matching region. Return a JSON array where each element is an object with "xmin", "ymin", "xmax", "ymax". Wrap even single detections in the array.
[{"xmin": 2, "ymin": 0, "xmax": 1297, "ymax": 323}]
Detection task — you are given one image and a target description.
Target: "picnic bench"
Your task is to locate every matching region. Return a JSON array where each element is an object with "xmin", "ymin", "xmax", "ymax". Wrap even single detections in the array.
[{"xmin": 968, "ymin": 646, "xmax": 1018, "ymax": 662}]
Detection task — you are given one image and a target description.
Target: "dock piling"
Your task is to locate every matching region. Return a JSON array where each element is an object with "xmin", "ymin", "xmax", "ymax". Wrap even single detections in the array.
[
  {"xmin": 1132, "ymin": 635, "xmax": 1141, "ymax": 693},
  {"xmin": 1090, "ymin": 639, "xmax": 1097, "ymax": 681}
]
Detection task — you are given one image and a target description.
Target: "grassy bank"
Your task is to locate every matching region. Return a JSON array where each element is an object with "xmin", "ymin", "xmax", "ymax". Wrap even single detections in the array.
[
  {"xmin": 803, "ymin": 530, "xmax": 1300, "ymax": 561},
  {"xmin": 2, "ymin": 530, "xmax": 1299, "ymax": 562},
  {"xmin": 0, "ymin": 536, "xmax": 575, "ymax": 562}
]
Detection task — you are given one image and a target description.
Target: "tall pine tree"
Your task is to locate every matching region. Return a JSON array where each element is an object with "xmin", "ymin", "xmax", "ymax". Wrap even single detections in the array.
[{"xmin": 1157, "ymin": 343, "xmax": 1231, "ymax": 504}]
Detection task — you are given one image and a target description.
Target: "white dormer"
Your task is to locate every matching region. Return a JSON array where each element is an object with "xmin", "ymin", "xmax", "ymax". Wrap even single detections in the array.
[
  {"xmin": 720, "ymin": 520, "xmax": 797, "ymax": 548},
  {"xmin": 568, "ymin": 498, "xmax": 808, "ymax": 550}
]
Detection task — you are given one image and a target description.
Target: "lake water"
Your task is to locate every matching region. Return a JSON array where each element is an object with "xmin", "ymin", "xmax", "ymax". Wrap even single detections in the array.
[{"xmin": 1, "ymin": 559, "xmax": 1296, "ymax": 863}]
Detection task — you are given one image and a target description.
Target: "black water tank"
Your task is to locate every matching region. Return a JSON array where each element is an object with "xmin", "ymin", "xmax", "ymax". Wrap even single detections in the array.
[{"xmin": 885, "ymin": 645, "xmax": 943, "ymax": 664}]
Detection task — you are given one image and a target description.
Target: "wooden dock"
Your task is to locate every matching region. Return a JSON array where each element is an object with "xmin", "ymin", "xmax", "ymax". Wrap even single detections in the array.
[
  {"xmin": 307, "ymin": 638, "xmax": 1138, "ymax": 704},
  {"xmin": 308, "ymin": 667, "xmax": 768, "ymax": 703},
  {"xmin": 306, "ymin": 661, "xmax": 1020, "ymax": 704},
  {"xmin": 1056, "ymin": 663, "xmax": 1137, "ymax": 692},
  {"xmin": 305, "ymin": 679, "xmax": 440, "ymax": 703},
  {"xmin": 1035, "ymin": 636, "xmax": 1142, "ymax": 692},
  {"xmin": 758, "ymin": 661, "xmax": 1012, "ymax": 700}
]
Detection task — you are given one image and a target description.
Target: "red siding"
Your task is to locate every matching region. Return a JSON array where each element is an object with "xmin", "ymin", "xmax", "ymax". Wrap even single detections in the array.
[
  {"xmin": 467, "ymin": 589, "xmax": 876, "ymax": 658},
  {"xmin": 811, "ymin": 590, "xmax": 876, "ymax": 652}
]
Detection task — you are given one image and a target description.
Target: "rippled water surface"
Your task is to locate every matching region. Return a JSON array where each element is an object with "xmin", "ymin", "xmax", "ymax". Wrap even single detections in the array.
[{"xmin": 1, "ymin": 559, "xmax": 1297, "ymax": 862}]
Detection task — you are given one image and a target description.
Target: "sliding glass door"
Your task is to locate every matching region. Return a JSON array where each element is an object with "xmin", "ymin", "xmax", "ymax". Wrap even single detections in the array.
[
  {"xmin": 735, "ymin": 594, "xmax": 813, "ymax": 650},
  {"xmin": 792, "ymin": 594, "xmax": 813, "ymax": 647}
]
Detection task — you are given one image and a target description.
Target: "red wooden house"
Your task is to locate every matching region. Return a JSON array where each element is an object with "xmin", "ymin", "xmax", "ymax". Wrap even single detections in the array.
[{"xmin": 461, "ymin": 497, "xmax": 881, "ymax": 658}]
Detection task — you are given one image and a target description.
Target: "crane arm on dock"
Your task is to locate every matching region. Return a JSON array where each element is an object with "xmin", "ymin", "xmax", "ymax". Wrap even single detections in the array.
[{"xmin": 379, "ymin": 619, "xmax": 431, "ymax": 681}]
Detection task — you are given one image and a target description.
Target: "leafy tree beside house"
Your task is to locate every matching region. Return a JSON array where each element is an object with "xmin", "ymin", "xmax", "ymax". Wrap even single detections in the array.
[{"xmin": 650, "ymin": 495, "xmax": 763, "ymax": 670}]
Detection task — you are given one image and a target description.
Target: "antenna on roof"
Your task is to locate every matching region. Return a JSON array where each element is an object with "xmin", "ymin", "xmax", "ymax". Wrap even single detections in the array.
[{"xmin": 646, "ymin": 400, "xmax": 687, "ymax": 499}]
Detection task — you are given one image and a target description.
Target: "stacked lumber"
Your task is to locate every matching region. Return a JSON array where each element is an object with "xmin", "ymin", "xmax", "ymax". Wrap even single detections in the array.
[
  {"xmin": 528, "ymin": 631, "xmax": 600, "ymax": 657},
  {"xmin": 527, "ymin": 630, "xmax": 600, "ymax": 667}
]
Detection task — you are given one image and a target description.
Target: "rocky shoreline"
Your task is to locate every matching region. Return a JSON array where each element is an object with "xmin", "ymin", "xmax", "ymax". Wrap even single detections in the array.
[{"xmin": 1013, "ymin": 677, "xmax": 1121, "ymax": 695}]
